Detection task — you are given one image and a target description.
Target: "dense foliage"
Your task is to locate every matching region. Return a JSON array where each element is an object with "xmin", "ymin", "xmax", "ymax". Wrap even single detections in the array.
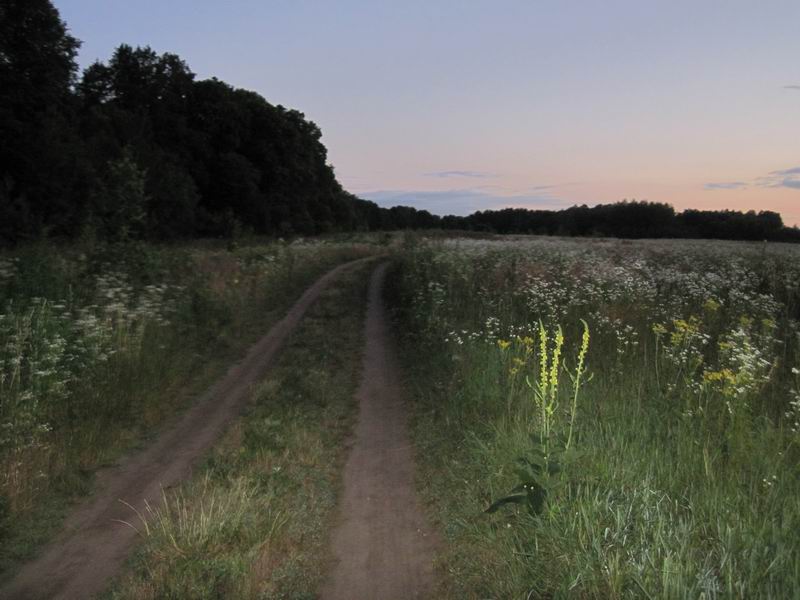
[
  {"xmin": 2, "ymin": 1, "xmax": 798, "ymax": 244},
  {"xmin": 0, "ymin": 0, "xmax": 400, "ymax": 242}
]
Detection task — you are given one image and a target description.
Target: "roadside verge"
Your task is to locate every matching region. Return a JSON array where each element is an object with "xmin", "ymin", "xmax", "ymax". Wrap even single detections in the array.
[{"xmin": 2, "ymin": 257, "xmax": 371, "ymax": 599}]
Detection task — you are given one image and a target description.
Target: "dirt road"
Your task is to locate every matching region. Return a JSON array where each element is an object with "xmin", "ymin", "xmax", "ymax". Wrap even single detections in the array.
[
  {"xmin": 320, "ymin": 263, "xmax": 438, "ymax": 600},
  {"xmin": 1, "ymin": 259, "xmax": 365, "ymax": 600}
]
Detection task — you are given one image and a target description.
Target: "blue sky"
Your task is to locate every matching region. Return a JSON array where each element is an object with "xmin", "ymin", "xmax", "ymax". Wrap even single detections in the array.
[{"xmin": 56, "ymin": 0, "xmax": 800, "ymax": 223}]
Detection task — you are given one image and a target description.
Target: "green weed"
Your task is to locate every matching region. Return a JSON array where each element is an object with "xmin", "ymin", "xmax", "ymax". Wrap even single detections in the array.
[{"xmin": 487, "ymin": 321, "xmax": 590, "ymax": 516}]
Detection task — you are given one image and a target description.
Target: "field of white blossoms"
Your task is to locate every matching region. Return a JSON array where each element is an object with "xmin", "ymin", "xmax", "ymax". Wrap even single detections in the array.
[
  {"xmin": 391, "ymin": 235, "xmax": 800, "ymax": 599},
  {"xmin": 0, "ymin": 236, "xmax": 377, "ymax": 574}
]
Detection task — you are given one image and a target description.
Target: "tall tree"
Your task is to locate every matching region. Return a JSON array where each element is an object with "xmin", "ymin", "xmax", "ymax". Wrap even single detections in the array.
[
  {"xmin": 0, "ymin": 0, "xmax": 79, "ymax": 112},
  {"xmin": 0, "ymin": 0, "xmax": 83, "ymax": 241}
]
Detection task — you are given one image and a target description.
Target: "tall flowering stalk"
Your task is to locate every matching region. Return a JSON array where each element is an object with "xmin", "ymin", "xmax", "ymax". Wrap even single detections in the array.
[
  {"xmin": 567, "ymin": 320, "xmax": 591, "ymax": 450},
  {"xmin": 489, "ymin": 320, "xmax": 591, "ymax": 515}
]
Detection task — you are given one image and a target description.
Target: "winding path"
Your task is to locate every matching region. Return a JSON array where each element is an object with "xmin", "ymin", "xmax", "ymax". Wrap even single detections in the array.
[
  {"xmin": 320, "ymin": 263, "xmax": 438, "ymax": 600},
  {"xmin": 2, "ymin": 259, "xmax": 366, "ymax": 600}
]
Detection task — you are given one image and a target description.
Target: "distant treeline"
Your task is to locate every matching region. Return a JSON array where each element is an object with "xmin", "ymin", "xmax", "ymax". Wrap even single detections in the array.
[
  {"xmin": 442, "ymin": 202, "xmax": 800, "ymax": 242},
  {"xmin": 2, "ymin": 1, "xmax": 798, "ymax": 245}
]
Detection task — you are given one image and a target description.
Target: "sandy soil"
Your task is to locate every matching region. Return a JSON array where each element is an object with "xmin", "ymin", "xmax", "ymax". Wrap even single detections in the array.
[
  {"xmin": 1, "ymin": 259, "xmax": 365, "ymax": 600},
  {"xmin": 319, "ymin": 263, "xmax": 438, "ymax": 600}
]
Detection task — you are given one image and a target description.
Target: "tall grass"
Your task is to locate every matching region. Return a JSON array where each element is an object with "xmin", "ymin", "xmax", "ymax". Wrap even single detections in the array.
[
  {"xmin": 113, "ymin": 476, "xmax": 286, "ymax": 599},
  {"xmin": 390, "ymin": 235, "xmax": 800, "ymax": 598},
  {"xmin": 0, "ymin": 237, "xmax": 379, "ymax": 574}
]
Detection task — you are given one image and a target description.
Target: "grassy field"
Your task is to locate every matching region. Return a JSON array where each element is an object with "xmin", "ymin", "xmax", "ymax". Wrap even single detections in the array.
[
  {"xmin": 5, "ymin": 231, "xmax": 800, "ymax": 598},
  {"xmin": 0, "ymin": 235, "xmax": 382, "ymax": 577},
  {"xmin": 388, "ymin": 235, "xmax": 800, "ymax": 599},
  {"xmin": 103, "ymin": 260, "xmax": 372, "ymax": 599}
]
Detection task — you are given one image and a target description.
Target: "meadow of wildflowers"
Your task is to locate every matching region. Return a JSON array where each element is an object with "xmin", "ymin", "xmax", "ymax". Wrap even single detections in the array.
[
  {"xmin": 0, "ymin": 237, "xmax": 377, "ymax": 572},
  {"xmin": 391, "ymin": 234, "xmax": 800, "ymax": 598}
]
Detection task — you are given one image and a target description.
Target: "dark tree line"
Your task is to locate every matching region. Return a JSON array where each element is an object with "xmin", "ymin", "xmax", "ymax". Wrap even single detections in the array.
[
  {"xmin": 2, "ymin": 1, "xmax": 798, "ymax": 245},
  {"xmin": 0, "ymin": 0, "xmax": 401, "ymax": 243},
  {"xmin": 451, "ymin": 201, "xmax": 800, "ymax": 242}
]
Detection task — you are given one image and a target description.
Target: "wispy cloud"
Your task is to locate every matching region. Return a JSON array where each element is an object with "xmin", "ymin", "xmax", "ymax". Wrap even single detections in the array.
[
  {"xmin": 771, "ymin": 166, "xmax": 800, "ymax": 176},
  {"xmin": 360, "ymin": 188, "xmax": 569, "ymax": 216},
  {"xmin": 704, "ymin": 181, "xmax": 748, "ymax": 191},
  {"xmin": 756, "ymin": 166, "xmax": 800, "ymax": 190},
  {"xmin": 785, "ymin": 85, "xmax": 800, "ymax": 90},
  {"xmin": 705, "ymin": 166, "xmax": 800, "ymax": 192},
  {"xmin": 424, "ymin": 170, "xmax": 496, "ymax": 179}
]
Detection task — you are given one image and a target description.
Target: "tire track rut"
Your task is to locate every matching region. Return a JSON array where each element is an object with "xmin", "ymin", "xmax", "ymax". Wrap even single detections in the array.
[{"xmin": 320, "ymin": 263, "xmax": 438, "ymax": 600}]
